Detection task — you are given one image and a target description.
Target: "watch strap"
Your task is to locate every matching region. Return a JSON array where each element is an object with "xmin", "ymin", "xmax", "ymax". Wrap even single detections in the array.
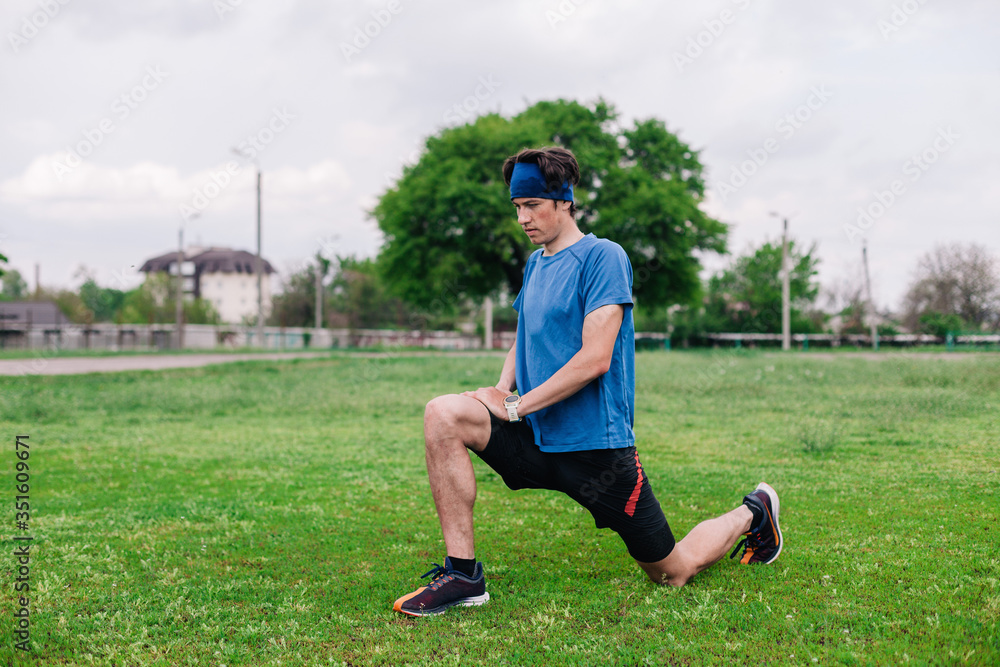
[{"xmin": 504, "ymin": 396, "xmax": 521, "ymax": 422}]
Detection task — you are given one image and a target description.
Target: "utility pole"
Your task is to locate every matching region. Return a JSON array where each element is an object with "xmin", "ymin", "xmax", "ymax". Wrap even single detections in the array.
[
  {"xmin": 665, "ymin": 304, "xmax": 680, "ymax": 351},
  {"xmin": 233, "ymin": 148, "xmax": 265, "ymax": 349},
  {"xmin": 176, "ymin": 226, "xmax": 184, "ymax": 350},
  {"xmin": 315, "ymin": 259, "xmax": 323, "ymax": 331},
  {"xmin": 770, "ymin": 211, "xmax": 792, "ymax": 351},
  {"xmin": 484, "ymin": 296, "xmax": 493, "ymax": 350},
  {"xmin": 781, "ymin": 217, "xmax": 791, "ymax": 351},
  {"xmin": 255, "ymin": 168, "xmax": 264, "ymax": 349},
  {"xmin": 862, "ymin": 241, "xmax": 879, "ymax": 351}
]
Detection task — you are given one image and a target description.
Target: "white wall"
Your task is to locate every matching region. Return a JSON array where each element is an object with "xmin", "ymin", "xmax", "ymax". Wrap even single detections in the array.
[{"xmin": 199, "ymin": 272, "xmax": 272, "ymax": 324}]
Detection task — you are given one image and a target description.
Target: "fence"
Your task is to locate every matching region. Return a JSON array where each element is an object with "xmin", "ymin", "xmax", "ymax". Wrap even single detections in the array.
[
  {"xmin": 700, "ymin": 332, "xmax": 1000, "ymax": 350},
  {"xmin": 0, "ymin": 322, "xmax": 996, "ymax": 353},
  {"xmin": 0, "ymin": 322, "xmax": 519, "ymax": 352}
]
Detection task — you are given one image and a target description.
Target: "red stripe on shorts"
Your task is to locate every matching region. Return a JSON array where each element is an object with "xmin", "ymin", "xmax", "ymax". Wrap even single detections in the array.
[{"xmin": 624, "ymin": 453, "xmax": 643, "ymax": 517}]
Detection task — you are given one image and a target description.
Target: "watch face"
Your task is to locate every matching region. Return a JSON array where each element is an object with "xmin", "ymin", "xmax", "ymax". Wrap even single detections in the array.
[{"xmin": 504, "ymin": 396, "xmax": 519, "ymax": 405}]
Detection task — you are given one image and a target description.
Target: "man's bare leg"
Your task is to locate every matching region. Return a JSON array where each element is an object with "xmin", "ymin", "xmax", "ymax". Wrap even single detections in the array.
[
  {"xmin": 637, "ymin": 505, "xmax": 754, "ymax": 587},
  {"xmin": 423, "ymin": 394, "xmax": 492, "ymax": 560}
]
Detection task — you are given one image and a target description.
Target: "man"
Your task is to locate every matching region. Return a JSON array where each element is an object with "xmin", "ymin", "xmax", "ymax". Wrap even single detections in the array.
[{"xmin": 392, "ymin": 147, "xmax": 782, "ymax": 617}]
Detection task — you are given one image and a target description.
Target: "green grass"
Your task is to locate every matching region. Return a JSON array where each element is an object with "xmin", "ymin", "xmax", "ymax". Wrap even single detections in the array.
[{"xmin": 1, "ymin": 351, "xmax": 998, "ymax": 666}]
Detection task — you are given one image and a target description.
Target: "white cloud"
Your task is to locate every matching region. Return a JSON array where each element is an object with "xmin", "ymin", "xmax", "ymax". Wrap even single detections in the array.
[
  {"xmin": 0, "ymin": 155, "xmax": 352, "ymax": 221},
  {"xmin": 265, "ymin": 160, "xmax": 353, "ymax": 199},
  {"xmin": 0, "ymin": 0, "xmax": 997, "ymax": 313},
  {"xmin": 2, "ymin": 155, "xmax": 181, "ymax": 202}
]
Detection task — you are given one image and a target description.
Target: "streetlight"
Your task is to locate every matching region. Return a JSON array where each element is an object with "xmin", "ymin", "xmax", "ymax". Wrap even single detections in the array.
[
  {"xmin": 862, "ymin": 240, "xmax": 879, "ymax": 351},
  {"xmin": 175, "ymin": 212, "xmax": 198, "ymax": 350},
  {"xmin": 232, "ymin": 149, "xmax": 264, "ymax": 349},
  {"xmin": 314, "ymin": 242, "xmax": 336, "ymax": 335},
  {"xmin": 769, "ymin": 212, "xmax": 791, "ymax": 351},
  {"xmin": 175, "ymin": 223, "xmax": 184, "ymax": 350}
]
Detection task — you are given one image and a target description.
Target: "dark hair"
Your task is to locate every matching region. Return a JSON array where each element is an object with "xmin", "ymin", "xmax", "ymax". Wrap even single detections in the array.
[{"xmin": 502, "ymin": 146, "xmax": 580, "ymax": 216}]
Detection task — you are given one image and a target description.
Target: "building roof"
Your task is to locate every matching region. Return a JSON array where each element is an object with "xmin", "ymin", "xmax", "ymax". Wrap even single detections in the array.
[
  {"xmin": 140, "ymin": 247, "xmax": 275, "ymax": 275},
  {"xmin": 0, "ymin": 301, "xmax": 63, "ymax": 327}
]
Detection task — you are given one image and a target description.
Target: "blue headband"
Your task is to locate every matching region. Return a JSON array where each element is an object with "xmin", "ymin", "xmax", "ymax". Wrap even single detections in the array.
[{"xmin": 509, "ymin": 162, "xmax": 574, "ymax": 202}]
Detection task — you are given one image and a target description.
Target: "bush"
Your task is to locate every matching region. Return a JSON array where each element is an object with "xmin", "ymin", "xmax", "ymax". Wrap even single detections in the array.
[
  {"xmin": 918, "ymin": 311, "xmax": 966, "ymax": 338},
  {"xmin": 797, "ymin": 420, "xmax": 839, "ymax": 455}
]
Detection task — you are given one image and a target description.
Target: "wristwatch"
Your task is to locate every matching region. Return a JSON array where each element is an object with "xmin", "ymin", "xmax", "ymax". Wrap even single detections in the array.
[{"xmin": 503, "ymin": 395, "xmax": 522, "ymax": 422}]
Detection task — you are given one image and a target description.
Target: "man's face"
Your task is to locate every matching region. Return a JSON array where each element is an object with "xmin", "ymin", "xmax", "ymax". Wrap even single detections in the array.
[{"xmin": 512, "ymin": 197, "xmax": 572, "ymax": 247}]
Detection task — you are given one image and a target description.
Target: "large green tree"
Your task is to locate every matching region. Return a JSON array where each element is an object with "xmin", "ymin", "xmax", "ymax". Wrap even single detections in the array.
[
  {"xmin": 702, "ymin": 240, "xmax": 822, "ymax": 334},
  {"xmin": 373, "ymin": 99, "xmax": 726, "ymax": 310}
]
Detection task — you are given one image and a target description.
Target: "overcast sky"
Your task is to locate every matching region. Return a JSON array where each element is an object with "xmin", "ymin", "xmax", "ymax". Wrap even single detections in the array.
[{"xmin": 1, "ymin": 0, "xmax": 997, "ymax": 313}]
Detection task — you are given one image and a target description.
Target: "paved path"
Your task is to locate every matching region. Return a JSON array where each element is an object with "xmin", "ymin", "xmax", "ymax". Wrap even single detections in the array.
[{"xmin": 0, "ymin": 352, "xmax": 334, "ymax": 376}]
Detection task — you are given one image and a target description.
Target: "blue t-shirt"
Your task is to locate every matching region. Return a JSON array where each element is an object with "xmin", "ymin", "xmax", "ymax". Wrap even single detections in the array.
[{"xmin": 512, "ymin": 234, "xmax": 636, "ymax": 453}]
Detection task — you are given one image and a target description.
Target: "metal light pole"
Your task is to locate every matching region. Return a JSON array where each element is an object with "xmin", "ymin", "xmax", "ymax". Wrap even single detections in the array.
[
  {"xmin": 176, "ymin": 226, "xmax": 184, "ymax": 350},
  {"xmin": 770, "ymin": 212, "xmax": 791, "ymax": 351},
  {"xmin": 313, "ymin": 239, "xmax": 338, "ymax": 344},
  {"xmin": 862, "ymin": 241, "xmax": 879, "ymax": 351},
  {"xmin": 484, "ymin": 296, "xmax": 493, "ymax": 350},
  {"xmin": 781, "ymin": 218, "xmax": 790, "ymax": 351},
  {"xmin": 255, "ymin": 167, "xmax": 264, "ymax": 349},
  {"xmin": 315, "ymin": 261, "xmax": 323, "ymax": 331},
  {"xmin": 232, "ymin": 148, "xmax": 265, "ymax": 349}
]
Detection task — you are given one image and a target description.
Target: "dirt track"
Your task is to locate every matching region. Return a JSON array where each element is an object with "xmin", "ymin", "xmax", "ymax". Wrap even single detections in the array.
[{"xmin": 0, "ymin": 352, "xmax": 333, "ymax": 376}]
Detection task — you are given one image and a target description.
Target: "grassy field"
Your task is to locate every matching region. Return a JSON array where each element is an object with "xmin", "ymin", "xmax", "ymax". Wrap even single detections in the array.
[{"xmin": 1, "ymin": 350, "xmax": 997, "ymax": 666}]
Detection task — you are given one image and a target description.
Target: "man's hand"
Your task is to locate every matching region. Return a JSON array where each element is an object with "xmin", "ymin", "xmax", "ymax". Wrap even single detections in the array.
[{"xmin": 461, "ymin": 386, "xmax": 511, "ymax": 421}]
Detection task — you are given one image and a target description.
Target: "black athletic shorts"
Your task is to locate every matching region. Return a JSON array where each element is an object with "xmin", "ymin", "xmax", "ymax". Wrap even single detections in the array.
[{"xmin": 474, "ymin": 413, "xmax": 675, "ymax": 563}]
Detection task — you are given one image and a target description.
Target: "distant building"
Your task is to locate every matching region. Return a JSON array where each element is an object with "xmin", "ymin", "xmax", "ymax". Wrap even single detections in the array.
[
  {"xmin": 0, "ymin": 301, "xmax": 63, "ymax": 328},
  {"xmin": 0, "ymin": 301, "xmax": 63, "ymax": 347},
  {"xmin": 140, "ymin": 247, "xmax": 275, "ymax": 324}
]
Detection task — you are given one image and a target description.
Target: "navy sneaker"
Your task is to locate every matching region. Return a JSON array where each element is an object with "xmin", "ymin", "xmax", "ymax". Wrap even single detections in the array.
[
  {"xmin": 730, "ymin": 482, "xmax": 783, "ymax": 565},
  {"xmin": 392, "ymin": 557, "xmax": 489, "ymax": 617}
]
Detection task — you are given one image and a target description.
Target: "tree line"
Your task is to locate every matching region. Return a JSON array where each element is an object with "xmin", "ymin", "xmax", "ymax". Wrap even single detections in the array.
[{"xmin": 2, "ymin": 99, "xmax": 997, "ymax": 339}]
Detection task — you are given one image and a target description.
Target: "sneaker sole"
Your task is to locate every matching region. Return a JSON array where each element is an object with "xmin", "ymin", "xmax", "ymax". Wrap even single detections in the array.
[
  {"xmin": 396, "ymin": 592, "xmax": 490, "ymax": 617},
  {"xmin": 755, "ymin": 482, "xmax": 782, "ymax": 564}
]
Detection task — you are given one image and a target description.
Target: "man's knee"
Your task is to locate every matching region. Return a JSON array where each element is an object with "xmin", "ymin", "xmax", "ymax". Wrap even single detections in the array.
[
  {"xmin": 424, "ymin": 394, "xmax": 489, "ymax": 450},
  {"xmin": 425, "ymin": 394, "xmax": 464, "ymax": 430},
  {"xmin": 639, "ymin": 551, "xmax": 695, "ymax": 587}
]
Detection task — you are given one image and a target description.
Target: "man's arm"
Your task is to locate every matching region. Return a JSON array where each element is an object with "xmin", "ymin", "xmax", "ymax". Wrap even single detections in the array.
[
  {"xmin": 517, "ymin": 303, "xmax": 623, "ymax": 416},
  {"xmin": 464, "ymin": 304, "xmax": 624, "ymax": 420}
]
